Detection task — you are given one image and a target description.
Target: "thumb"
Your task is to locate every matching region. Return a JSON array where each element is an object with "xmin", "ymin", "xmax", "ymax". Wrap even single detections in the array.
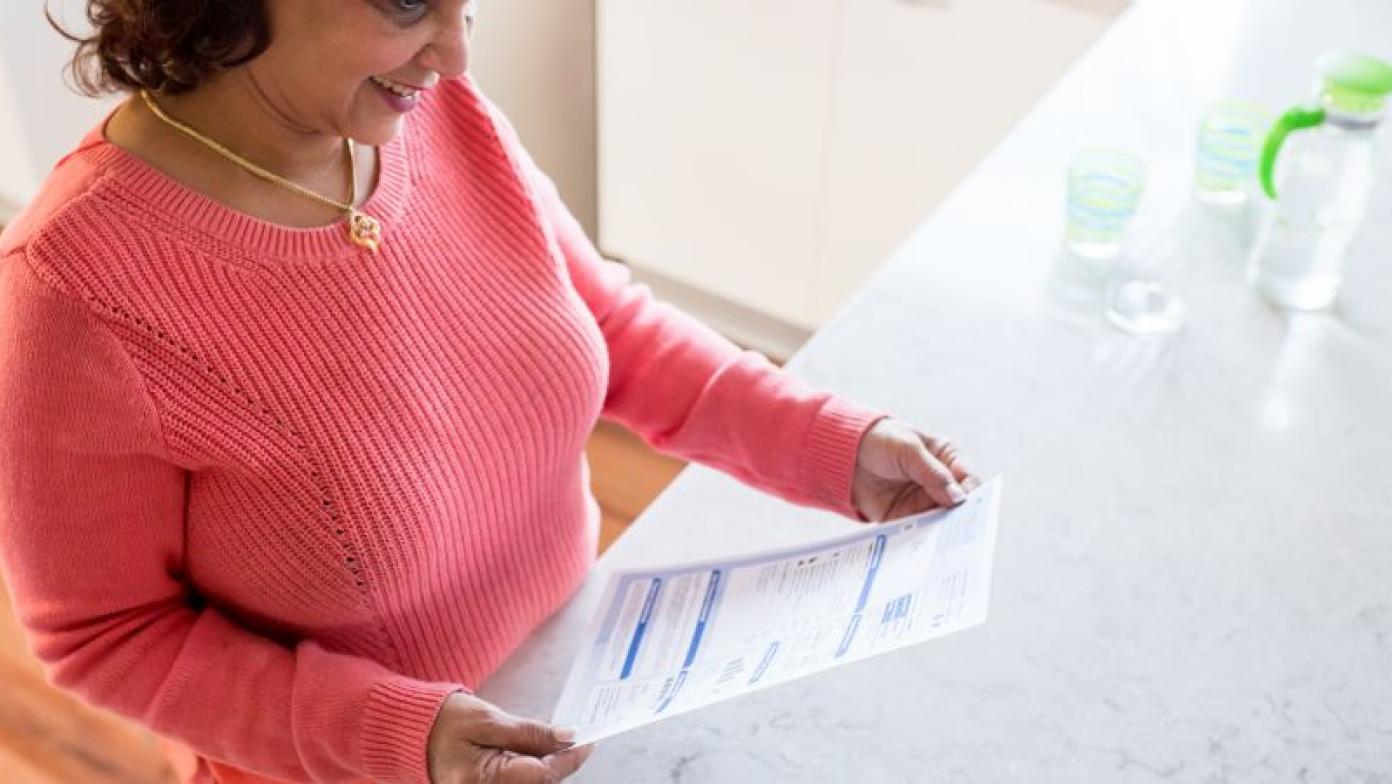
[
  {"xmin": 472, "ymin": 713, "xmax": 576, "ymax": 757},
  {"xmin": 904, "ymin": 442, "xmax": 967, "ymax": 508}
]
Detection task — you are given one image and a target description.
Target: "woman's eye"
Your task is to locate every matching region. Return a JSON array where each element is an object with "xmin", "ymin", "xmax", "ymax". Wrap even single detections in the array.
[{"xmin": 384, "ymin": 0, "xmax": 428, "ymax": 18}]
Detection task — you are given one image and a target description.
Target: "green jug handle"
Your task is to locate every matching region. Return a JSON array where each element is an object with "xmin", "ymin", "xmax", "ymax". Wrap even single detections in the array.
[{"xmin": 1259, "ymin": 105, "xmax": 1326, "ymax": 200}]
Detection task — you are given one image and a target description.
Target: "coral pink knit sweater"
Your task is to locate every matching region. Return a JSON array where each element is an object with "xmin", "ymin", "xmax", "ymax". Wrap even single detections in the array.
[{"xmin": 0, "ymin": 75, "xmax": 885, "ymax": 784}]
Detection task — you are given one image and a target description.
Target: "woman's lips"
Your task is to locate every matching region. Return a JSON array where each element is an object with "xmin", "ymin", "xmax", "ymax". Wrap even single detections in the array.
[{"xmin": 369, "ymin": 78, "xmax": 422, "ymax": 113}]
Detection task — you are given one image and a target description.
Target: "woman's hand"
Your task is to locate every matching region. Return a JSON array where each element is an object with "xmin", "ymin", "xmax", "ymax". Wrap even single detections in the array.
[
  {"xmin": 851, "ymin": 417, "xmax": 982, "ymax": 522},
  {"xmin": 427, "ymin": 691, "xmax": 595, "ymax": 784}
]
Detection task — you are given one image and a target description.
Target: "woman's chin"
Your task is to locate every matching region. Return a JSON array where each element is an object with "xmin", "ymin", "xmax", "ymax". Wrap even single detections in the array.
[{"xmin": 350, "ymin": 117, "xmax": 403, "ymax": 148}]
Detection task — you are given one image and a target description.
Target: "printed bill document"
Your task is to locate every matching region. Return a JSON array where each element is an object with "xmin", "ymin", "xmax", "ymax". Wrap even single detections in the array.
[{"xmin": 550, "ymin": 475, "xmax": 1003, "ymax": 746}]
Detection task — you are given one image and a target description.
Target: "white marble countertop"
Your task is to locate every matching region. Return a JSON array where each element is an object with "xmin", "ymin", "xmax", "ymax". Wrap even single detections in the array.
[{"xmin": 477, "ymin": 0, "xmax": 1392, "ymax": 780}]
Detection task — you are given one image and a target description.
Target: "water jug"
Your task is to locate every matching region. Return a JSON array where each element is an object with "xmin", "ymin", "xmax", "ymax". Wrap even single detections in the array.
[{"xmin": 1249, "ymin": 51, "xmax": 1392, "ymax": 310}]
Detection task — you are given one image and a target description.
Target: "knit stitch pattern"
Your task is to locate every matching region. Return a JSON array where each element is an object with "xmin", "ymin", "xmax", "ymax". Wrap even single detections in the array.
[{"xmin": 0, "ymin": 74, "xmax": 885, "ymax": 783}]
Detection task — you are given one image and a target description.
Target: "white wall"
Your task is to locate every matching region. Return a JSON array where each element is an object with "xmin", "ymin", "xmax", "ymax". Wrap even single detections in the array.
[
  {"xmin": 468, "ymin": 1, "xmax": 597, "ymax": 238},
  {"xmin": 0, "ymin": 1, "xmax": 121, "ymax": 207},
  {"xmin": 0, "ymin": 59, "xmax": 38, "ymax": 207}
]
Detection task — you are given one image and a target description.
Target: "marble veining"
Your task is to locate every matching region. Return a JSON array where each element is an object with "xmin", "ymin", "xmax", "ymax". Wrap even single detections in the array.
[{"xmin": 477, "ymin": 0, "xmax": 1392, "ymax": 780}]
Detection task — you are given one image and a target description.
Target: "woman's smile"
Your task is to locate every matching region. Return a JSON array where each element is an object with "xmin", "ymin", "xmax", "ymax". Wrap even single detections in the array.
[{"xmin": 368, "ymin": 73, "xmax": 424, "ymax": 112}]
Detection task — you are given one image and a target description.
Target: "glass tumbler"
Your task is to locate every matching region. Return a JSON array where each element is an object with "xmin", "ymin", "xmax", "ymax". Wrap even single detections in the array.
[
  {"xmin": 1065, "ymin": 148, "xmax": 1148, "ymax": 259},
  {"xmin": 1194, "ymin": 100, "xmax": 1270, "ymax": 205},
  {"xmin": 1104, "ymin": 211, "xmax": 1200, "ymax": 335}
]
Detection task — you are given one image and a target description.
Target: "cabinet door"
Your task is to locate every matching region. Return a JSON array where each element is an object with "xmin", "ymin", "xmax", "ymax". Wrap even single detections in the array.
[
  {"xmin": 813, "ymin": 0, "xmax": 1119, "ymax": 323},
  {"xmin": 597, "ymin": 0, "xmax": 838, "ymax": 329}
]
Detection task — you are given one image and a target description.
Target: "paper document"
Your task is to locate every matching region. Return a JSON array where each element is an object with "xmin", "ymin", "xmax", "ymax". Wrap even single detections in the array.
[{"xmin": 551, "ymin": 476, "xmax": 1003, "ymax": 746}]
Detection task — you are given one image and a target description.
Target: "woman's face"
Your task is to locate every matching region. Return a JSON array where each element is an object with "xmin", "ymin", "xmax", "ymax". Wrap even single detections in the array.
[{"xmin": 244, "ymin": 0, "xmax": 476, "ymax": 146}]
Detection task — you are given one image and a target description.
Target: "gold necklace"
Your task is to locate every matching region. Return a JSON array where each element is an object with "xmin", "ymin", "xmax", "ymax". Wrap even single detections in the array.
[{"xmin": 138, "ymin": 89, "xmax": 382, "ymax": 252}]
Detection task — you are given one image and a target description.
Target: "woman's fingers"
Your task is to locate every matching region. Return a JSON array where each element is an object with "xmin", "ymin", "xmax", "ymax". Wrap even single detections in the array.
[
  {"xmin": 429, "ymin": 693, "xmax": 594, "ymax": 783},
  {"xmin": 471, "ymin": 712, "xmax": 575, "ymax": 758},
  {"xmin": 485, "ymin": 743, "xmax": 594, "ymax": 783},
  {"xmin": 478, "ymin": 749, "xmax": 563, "ymax": 784},
  {"xmin": 905, "ymin": 441, "xmax": 966, "ymax": 507},
  {"xmin": 542, "ymin": 744, "xmax": 596, "ymax": 778},
  {"xmin": 920, "ymin": 433, "xmax": 981, "ymax": 491}
]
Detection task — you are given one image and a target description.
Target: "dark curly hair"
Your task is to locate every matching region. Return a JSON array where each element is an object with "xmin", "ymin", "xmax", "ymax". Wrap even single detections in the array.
[{"xmin": 46, "ymin": 0, "xmax": 271, "ymax": 96}]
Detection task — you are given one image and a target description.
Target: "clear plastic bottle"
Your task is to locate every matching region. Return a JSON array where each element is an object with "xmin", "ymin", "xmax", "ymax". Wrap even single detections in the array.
[{"xmin": 1249, "ymin": 52, "xmax": 1392, "ymax": 310}]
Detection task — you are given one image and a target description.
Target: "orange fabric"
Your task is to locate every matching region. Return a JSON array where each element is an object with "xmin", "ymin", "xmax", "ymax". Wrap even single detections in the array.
[
  {"xmin": 160, "ymin": 735, "xmax": 372, "ymax": 784},
  {"xmin": 1, "ymin": 70, "xmax": 883, "ymax": 783},
  {"xmin": 158, "ymin": 735, "xmax": 215, "ymax": 784}
]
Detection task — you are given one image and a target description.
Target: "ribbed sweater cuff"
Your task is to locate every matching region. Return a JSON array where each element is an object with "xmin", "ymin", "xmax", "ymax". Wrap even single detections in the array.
[
  {"xmin": 361, "ymin": 678, "xmax": 470, "ymax": 784},
  {"xmin": 803, "ymin": 395, "xmax": 889, "ymax": 522}
]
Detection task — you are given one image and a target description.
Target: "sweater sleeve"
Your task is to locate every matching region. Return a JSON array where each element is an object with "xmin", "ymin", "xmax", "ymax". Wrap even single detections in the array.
[
  {"xmin": 0, "ymin": 252, "xmax": 466, "ymax": 784},
  {"xmin": 471, "ymin": 82, "xmax": 888, "ymax": 520}
]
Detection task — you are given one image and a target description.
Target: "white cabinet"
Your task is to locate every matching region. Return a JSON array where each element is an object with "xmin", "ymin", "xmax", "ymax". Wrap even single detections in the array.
[
  {"xmin": 597, "ymin": 0, "xmax": 1122, "ymax": 350},
  {"xmin": 596, "ymin": 0, "xmax": 839, "ymax": 332}
]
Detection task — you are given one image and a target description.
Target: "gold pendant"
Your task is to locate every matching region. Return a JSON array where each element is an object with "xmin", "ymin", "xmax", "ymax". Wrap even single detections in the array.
[{"xmin": 347, "ymin": 209, "xmax": 382, "ymax": 252}]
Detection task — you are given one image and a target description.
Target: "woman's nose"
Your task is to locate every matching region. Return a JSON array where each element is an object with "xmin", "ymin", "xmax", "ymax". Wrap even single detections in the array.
[{"xmin": 418, "ymin": 10, "xmax": 471, "ymax": 80}]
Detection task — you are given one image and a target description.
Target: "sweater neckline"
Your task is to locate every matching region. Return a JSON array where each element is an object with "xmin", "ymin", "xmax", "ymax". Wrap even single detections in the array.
[{"xmin": 81, "ymin": 104, "xmax": 414, "ymax": 262}]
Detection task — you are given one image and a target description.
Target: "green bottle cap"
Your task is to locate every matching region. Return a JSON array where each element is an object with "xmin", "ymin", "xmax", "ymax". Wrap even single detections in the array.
[{"xmin": 1317, "ymin": 51, "xmax": 1392, "ymax": 114}]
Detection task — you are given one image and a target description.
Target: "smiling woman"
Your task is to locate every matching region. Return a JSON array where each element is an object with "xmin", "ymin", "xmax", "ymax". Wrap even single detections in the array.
[
  {"xmin": 39, "ymin": 0, "xmax": 485, "ymax": 246},
  {"xmin": 0, "ymin": 1, "xmax": 967, "ymax": 783},
  {"xmin": 49, "ymin": 0, "xmax": 476, "ymax": 149}
]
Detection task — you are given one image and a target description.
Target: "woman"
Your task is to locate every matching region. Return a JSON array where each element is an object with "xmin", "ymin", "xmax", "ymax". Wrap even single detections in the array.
[{"xmin": 0, "ymin": 1, "xmax": 979, "ymax": 782}]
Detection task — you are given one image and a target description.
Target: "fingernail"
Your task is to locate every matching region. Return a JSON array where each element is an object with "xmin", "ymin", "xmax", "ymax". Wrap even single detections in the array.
[
  {"xmin": 948, "ymin": 484, "xmax": 967, "ymax": 503},
  {"xmin": 553, "ymin": 726, "xmax": 578, "ymax": 744}
]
